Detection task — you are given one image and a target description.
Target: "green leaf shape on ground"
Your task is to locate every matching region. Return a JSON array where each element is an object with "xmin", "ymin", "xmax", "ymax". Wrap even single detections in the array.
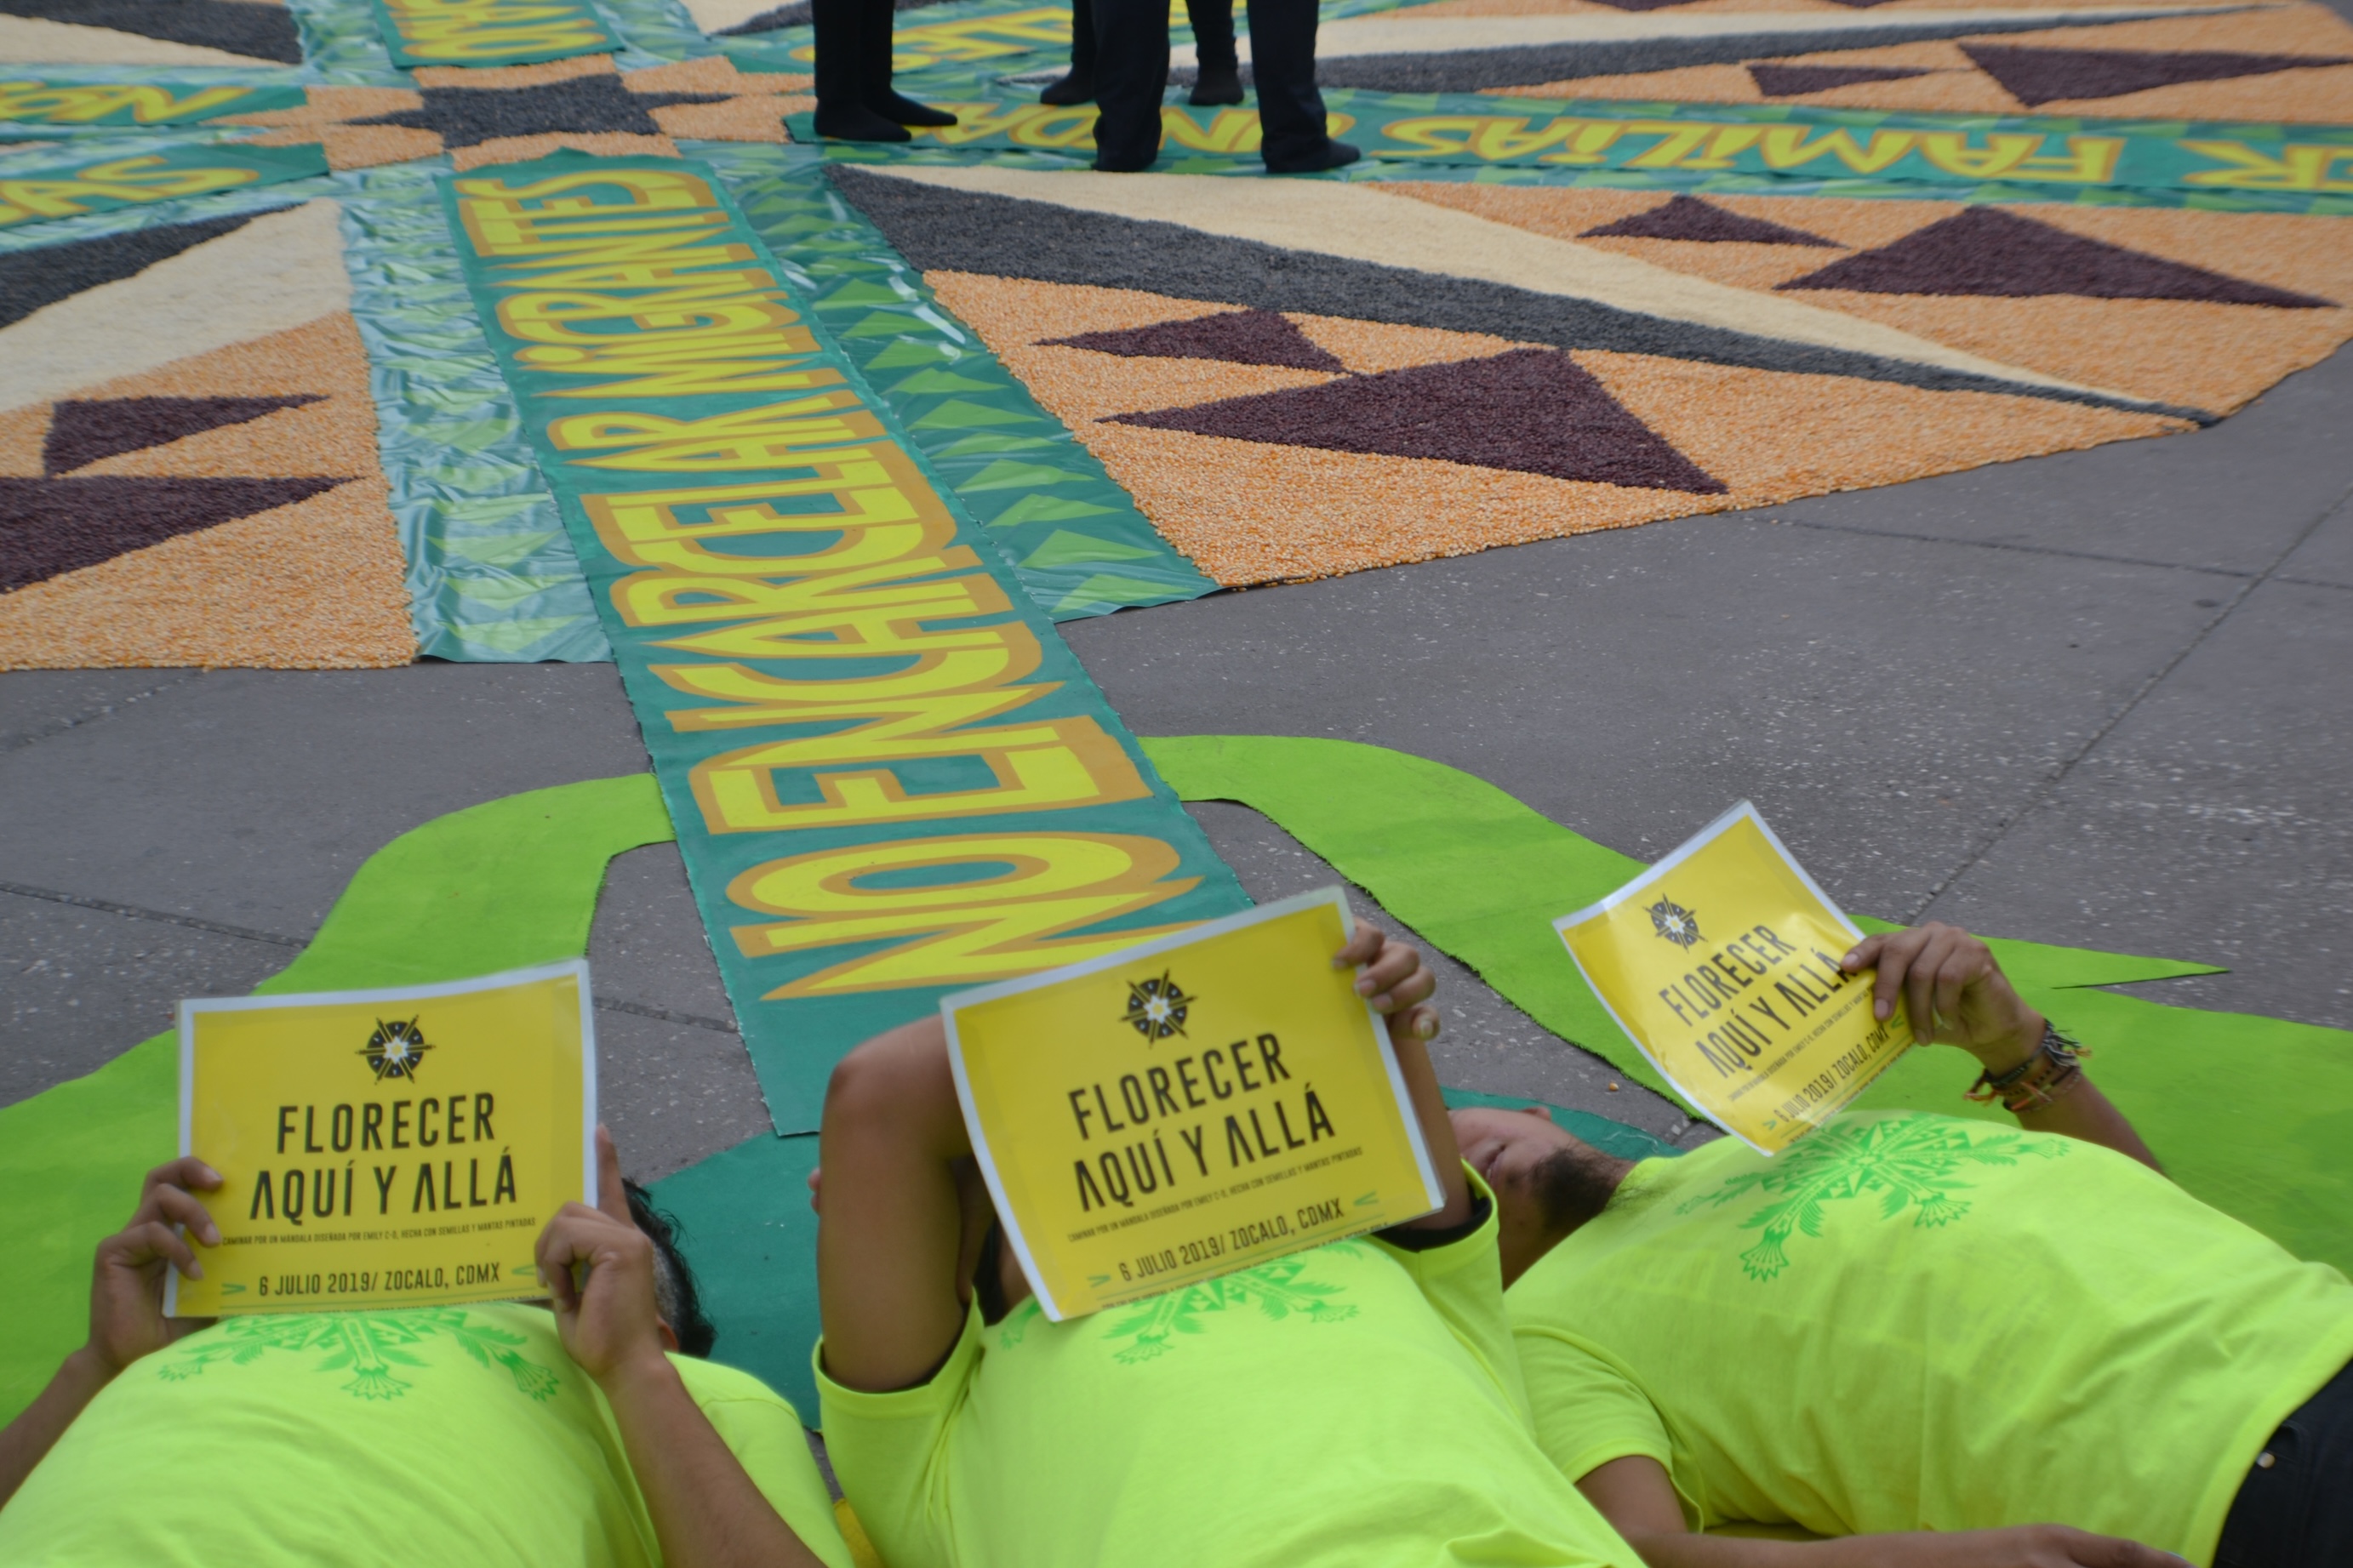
[
  {"xmin": 1138, "ymin": 734, "xmax": 2350, "ymax": 1273},
  {"xmin": 0, "ymin": 776, "xmax": 674, "ymax": 1424}
]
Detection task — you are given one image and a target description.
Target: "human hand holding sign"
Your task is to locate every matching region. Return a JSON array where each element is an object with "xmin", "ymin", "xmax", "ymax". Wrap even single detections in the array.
[
  {"xmin": 0, "ymin": 1158, "xmax": 225, "ymax": 1505},
  {"xmin": 535, "ymin": 1125, "xmax": 674, "ymax": 1379},
  {"xmin": 1836, "ymin": 922, "xmax": 2159, "ymax": 1172},
  {"xmin": 1839, "ymin": 923, "xmax": 2040, "ymax": 1067},
  {"xmin": 534, "ymin": 1126, "xmax": 825, "ymax": 1568}
]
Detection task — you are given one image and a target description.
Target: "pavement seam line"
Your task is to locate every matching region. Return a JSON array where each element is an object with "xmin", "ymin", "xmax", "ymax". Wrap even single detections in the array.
[
  {"xmin": 0, "ymin": 880, "xmax": 738, "ymax": 1034},
  {"xmin": 1771, "ymin": 516, "xmax": 2259, "ymax": 580},
  {"xmin": 0, "ymin": 880, "xmax": 306, "ymax": 948},
  {"xmin": 1, "ymin": 670, "xmax": 208, "ymax": 755},
  {"xmin": 1905, "ymin": 473, "xmax": 2353, "ymax": 925}
]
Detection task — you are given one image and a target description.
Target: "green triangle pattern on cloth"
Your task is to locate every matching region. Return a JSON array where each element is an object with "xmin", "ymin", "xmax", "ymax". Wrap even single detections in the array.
[
  {"xmin": 1052, "ymin": 573, "xmax": 1184, "ymax": 613},
  {"xmin": 910, "ymin": 399, "xmax": 1035, "ymax": 431},
  {"xmin": 985, "ymin": 492, "xmax": 1120, "ymax": 529},
  {"xmin": 889, "ymin": 368, "xmax": 1008, "ymax": 395},
  {"xmin": 865, "ymin": 339, "xmax": 944, "ymax": 369},
  {"xmin": 962, "ymin": 458, "xmax": 1089, "ymax": 490},
  {"xmin": 840, "ymin": 311, "xmax": 934, "ymax": 339},
  {"xmin": 1022, "ymin": 529, "xmax": 1164, "ymax": 569}
]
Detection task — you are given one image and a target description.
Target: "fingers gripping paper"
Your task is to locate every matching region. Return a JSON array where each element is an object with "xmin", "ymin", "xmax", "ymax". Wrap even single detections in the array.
[
  {"xmin": 944, "ymin": 888, "xmax": 1444, "ymax": 1321},
  {"xmin": 170, "ymin": 961, "xmax": 596, "ymax": 1316},
  {"xmin": 1555, "ymin": 802, "xmax": 1910, "ymax": 1155}
]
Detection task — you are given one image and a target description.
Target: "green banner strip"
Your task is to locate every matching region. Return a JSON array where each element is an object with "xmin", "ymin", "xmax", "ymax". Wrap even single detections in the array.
[
  {"xmin": 701, "ymin": 142, "xmax": 1221, "ymax": 619},
  {"xmin": 438, "ymin": 151, "xmax": 1248, "ymax": 1131},
  {"xmin": 820, "ymin": 138, "xmax": 2353, "ymax": 215},
  {"xmin": 788, "ymin": 92, "xmax": 2353, "ymax": 206},
  {"xmin": 338, "ymin": 165, "xmax": 613, "ymax": 662},
  {"xmin": 369, "ymin": 0, "xmax": 620, "ymax": 67},
  {"xmin": 0, "ymin": 141, "xmax": 328, "ymax": 230},
  {"xmin": 0, "ymin": 79, "xmax": 304, "ymax": 127}
]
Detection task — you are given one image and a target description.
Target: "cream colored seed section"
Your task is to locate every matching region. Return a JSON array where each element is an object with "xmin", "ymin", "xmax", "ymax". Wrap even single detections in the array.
[{"xmin": 0, "ymin": 200, "xmax": 351, "ymax": 417}]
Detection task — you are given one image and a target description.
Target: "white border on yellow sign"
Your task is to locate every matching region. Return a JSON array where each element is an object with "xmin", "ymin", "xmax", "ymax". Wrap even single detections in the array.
[
  {"xmin": 941, "ymin": 886, "xmax": 1445, "ymax": 1322},
  {"xmin": 1553, "ymin": 801, "xmax": 1881, "ymax": 1156},
  {"xmin": 167, "ymin": 958, "xmax": 598, "ymax": 1315}
]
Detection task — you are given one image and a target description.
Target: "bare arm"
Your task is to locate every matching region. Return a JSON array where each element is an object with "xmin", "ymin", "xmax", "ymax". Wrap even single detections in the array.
[
  {"xmin": 1339, "ymin": 924, "xmax": 1472, "ymax": 1234},
  {"xmin": 1577, "ymin": 1456, "xmax": 2184, "ymax": 1568},
  {"xmin": 0, "ymin": 1158, "xmax": 222, "ymax": 1504},
  {"xmin": 1842, "ymin": 924, "xmax": 2159, "ymax": 1171},
  {"xmin": 815, "ymin": 1013, "xmax": 974, "ymax": 1394},
  {"xmin": 537, "ymin": 1129, "xmax": 825, "ymax": 1568}
]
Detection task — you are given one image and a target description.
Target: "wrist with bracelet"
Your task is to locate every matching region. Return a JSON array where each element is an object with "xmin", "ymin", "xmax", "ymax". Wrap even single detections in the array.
[{"xmin": 1964, "ymin": 1020, "xmax": 2090, "ymax": 1115}]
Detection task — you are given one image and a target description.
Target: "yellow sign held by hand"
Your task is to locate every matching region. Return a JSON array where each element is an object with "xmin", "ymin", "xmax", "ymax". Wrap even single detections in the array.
[
  {"xmin": 944, "ymin": 888, "xmax": 1444, "ymax": 1321},
  {"xmin": 1554, "ymin": 803, "xmax": 1910, "ymax": 1155},
  {"xmin": 170, "ymin": 961, "xmax": 595, "ymax": 1316}
]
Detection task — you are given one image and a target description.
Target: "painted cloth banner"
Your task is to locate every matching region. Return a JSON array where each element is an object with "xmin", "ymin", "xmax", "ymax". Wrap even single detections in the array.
[
  {"xmin": 796, "ymin": 94, "xmax": 2353, "ymax": 210},
  {"xmin": 703, "ymin": 143, "xmax": 1222, "ymax": 619},
  {"xmin": 0, "ymin": 81, "xmax": 305, "ymax": 129},
  {"xmin": 371, "ymin": 0, "xmax": 620, "ymax": 66},
  {"xmin": 0, "ymin": 142, "xmax": 329, "ymax": 229},
  {"xmin": 337, "ymin": 165, "xmax": 613, "ymax": 663},
  {"xmin": 439, "ymin": 153, "xmax": 1248, "ymax": 1131}
]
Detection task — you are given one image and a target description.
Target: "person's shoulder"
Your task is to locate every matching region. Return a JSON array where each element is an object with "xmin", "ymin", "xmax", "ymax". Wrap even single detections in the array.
[{"xmin": 673, "ymin": 1354, "xmax": 806, "ymax": 1419}]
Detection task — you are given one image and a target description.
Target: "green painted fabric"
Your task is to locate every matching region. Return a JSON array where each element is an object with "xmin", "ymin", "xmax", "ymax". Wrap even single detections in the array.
[
  {"xmin": 0, "ymin": 776, "xmax": 673, "ymax": 1424},
  {"xmin": 437, "ymin": 153, "xmax": 1247, "ymax": 1132},
  {"xmin": 700, "ymin": 142, "xmax": 1221, "ymax": 619},
  {"xmin": 0, "ymin": 82, "xmax": 303, "ymax": 129},
  {"xmin": 366, "ymin": 0, "xmax": 619, "ymax": 68},
  {"xmin": 820, "ymin": 1183, "xmax": 1646, "ymax": 1568},
  {"xmin": 790, "ymin": 94, "xmax": 2353, "ymax": 211},
  {"xmin": 337, "ymin": 166, "xmax": 611, "ymax": 663},
  {"xmin": 1139, "ymin": 735, "xmax": 2353, "ymax": 1274},
  {"xmin": 0, "ymin": 1303, "xmax": 853, "ymax": 1568},
  {"xmin": 1509, "ymin": 1110, "xmax": 2353, "ymax": 1563},
  {"xmin": 0, "ymin": 141, "xmax": 328, "ymax": 231}
]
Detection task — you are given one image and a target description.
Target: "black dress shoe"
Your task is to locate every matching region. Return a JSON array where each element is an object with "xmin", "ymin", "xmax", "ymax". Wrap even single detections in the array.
[
  {"xmin": 1038, "ymin": 69, "xmax": 1095, "ymax": 105},
  {"xmin": 1264, "ymin": 138, "xmax": 1359, "ymax": 174},
  {"xmin": 813, "ymin": 101, "xmax": 912, "ymax": 141},
  {"xmin": 872, "ymin": 89, "xmax": 957, "ymax": 125},
  {"xmin": 1189, "ymin": 62, "xmax": 1242, "ymax": 105}
]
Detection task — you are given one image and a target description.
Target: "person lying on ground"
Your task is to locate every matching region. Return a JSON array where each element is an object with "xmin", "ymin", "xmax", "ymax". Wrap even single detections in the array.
[
  {"xmin": 1453, "ymin": 922, "xmax": 2353, "ymax": 1568},
  {"xmin": 812, "ymin": 923, "xmax": 1647, "ymax": 1568},
  {"xmin": 0, "ymin": 1127, "xmax": 848, "ymax": 1568}
]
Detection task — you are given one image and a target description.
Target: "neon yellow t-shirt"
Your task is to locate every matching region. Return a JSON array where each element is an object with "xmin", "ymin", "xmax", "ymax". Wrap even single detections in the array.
[
  {"xmin": 0, "ymin": 1303, "xmax": 853, "ymax": 1568},
  {"xmin": 820, "ymin": 1172, "xmax": 1645, "ymax": 1568},
  {"xmin": 1508, "ymin": 1111, "xmax": 2353, "ymax": 1565}
]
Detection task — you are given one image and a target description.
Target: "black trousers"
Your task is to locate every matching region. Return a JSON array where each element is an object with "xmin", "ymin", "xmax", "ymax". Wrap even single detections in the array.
[
  {"xmin": 1087, "ymin": 0, "xmax": 1330, "ymax": 170},
  {"xmin": 1069, "ymin": 0, "xmax": 1234, "ymax": 79},
  {"xmin": 2214, "ymin": 1357, "xmax": 2353, "ymax": 1567}
]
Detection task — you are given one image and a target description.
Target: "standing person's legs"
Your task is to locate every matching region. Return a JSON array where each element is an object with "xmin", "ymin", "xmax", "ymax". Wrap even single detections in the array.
[
  {"xmin": 860, "ymin": 0, "xmax": 957, "ymax": 126},
  {"xmin": 1186, "ymin": 0, "xmax": 1241, "ymax": 105},
  {"xmin": 814, "ymin": 0, "xmax": 905, "ymax": 140},
  {"xmin": 1041, "ymin": 0, "xmax": 1097, "ymax": 105},
  {"xmin": 1242, "ymin": 0, "xmax": 1356, "ymax": 171},
  {"xmin": 1088, "ymin": 0, "xmax": 1168, "ymax": 171}
]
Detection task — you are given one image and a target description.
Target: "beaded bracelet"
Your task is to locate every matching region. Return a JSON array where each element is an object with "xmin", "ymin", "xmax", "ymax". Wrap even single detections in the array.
[{"xmin": 1965, "ymin": 1021, "xmax": 2088, "ymax": 1110}]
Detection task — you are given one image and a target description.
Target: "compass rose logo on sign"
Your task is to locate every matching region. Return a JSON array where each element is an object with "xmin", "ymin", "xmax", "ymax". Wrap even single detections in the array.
[
  {"xmin": 359, "ymin": 1017, "xmax": 432, "ymax": 1081},
  {"xmin": 1648, "ymin": 898, "xmax": 1703, "ymax": 949},
  {"xmin": 1121, "ymin": 972, "xmax": 1194, "ymax": 1042}
]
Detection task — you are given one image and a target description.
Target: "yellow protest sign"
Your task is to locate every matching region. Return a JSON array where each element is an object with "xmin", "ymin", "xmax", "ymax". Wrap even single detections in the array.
[
  {"xmin": 169, "ymin": 961, "xmax": 594, "ymax": 1316},
  {"xmin": 944, "ymin": 887, "xmax": 1444, "ymax": 1320},
  {"xmin": 1554, "ymin": 803, "xmax": 1910, "ymax": 1155}
]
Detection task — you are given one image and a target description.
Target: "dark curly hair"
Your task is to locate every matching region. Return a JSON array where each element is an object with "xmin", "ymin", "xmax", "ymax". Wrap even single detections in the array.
[{"xmin": 623, "ymin": 1179, "xmax": 719, "ymax": 1359}]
